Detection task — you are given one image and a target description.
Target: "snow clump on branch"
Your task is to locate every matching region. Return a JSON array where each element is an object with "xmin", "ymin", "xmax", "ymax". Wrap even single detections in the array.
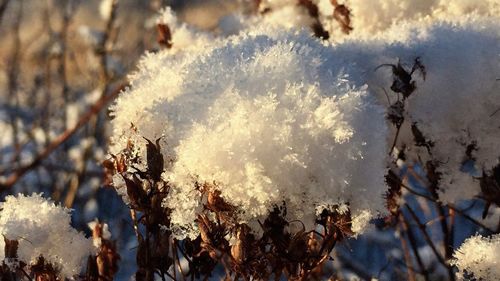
[
  {"xmin": 452, "ymin": 233, "xmax": 500, "ymax": 280},
  {"xmin": 110, "ymin": 28, "xmax": 389, "ymax": 239},
  {"xmin": 0, "ymin": 193, "xmax": 95, "ymax": 278}
]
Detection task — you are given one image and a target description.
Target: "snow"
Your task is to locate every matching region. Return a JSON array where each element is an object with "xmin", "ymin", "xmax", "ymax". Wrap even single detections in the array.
[
  {"xmin": 371, "ymin": 19, "xmax": 499, "ymax": 203},
  {"xmin": 110, "ymin": 28, "xmax": 388, "ymax": 239},
  {"xmin": 453, "ymin": 233, "xmax": 500, "ymax": 280},
  {"xmin": 109, "ymin": 1, "xmax": 500, "ymax": 241},
  {"xmin": 0, "ymin": 193, "xmax": 96, "ymax": 278}
]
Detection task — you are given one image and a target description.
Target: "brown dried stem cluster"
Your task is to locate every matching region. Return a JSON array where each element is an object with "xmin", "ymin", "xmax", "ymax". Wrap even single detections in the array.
[
  {"xmin": 105, "ymin": 138, "xmax": 357, "ymax": 281},
  {"xmin": 253, "ymin": 0, "xmax": 353, "ymax": 40}
]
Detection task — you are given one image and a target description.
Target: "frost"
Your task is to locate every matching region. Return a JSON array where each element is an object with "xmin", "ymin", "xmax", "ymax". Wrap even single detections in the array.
[
  {"xmin": 0, "ymin": 193, "xmax": 95, "ymax": 278},
  {"xmin": 367, "ymin": 20, "xmax": 500, "ymax": 203},
  {"xmin": 452, "ymin": 234, "xmax": 500, "ymax": 280},
  {"xmin": 111, "ymin": 29, "xmax": 388, "ymax": 239}
]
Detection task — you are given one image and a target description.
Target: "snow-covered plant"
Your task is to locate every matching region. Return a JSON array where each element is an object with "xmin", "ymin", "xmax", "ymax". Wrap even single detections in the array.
[
  {"xmin": 347, "ymin": 19, "xmax": 500, "ymax": 204},
  {"xmin": 214, "ymin": 0, "xmax": 500, "ymax": 43},
  {"xmin": 106, "ymin": 3, "xmax": 500, "ymax": 280},
  {"xmin": 0, "ymin": 193, "xmax": 95, "ymax": 278},
  {"xmin": 110, "ymin": 27, "xmax": 388, "ymax": 239},
  {"xmin": 326, "ymin": 0, "xmax": 500, "ymax": 40},
  {"xmin": 452, "ymin": 233, "xmax": 500, "ymax": 280}
]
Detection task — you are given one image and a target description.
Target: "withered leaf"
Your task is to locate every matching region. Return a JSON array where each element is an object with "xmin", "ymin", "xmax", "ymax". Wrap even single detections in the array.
[
  {"xmin": 157, "ymin": 23, "xmax": 172, "ymax": 49},
  {"xmin": 144, "ymin": 137, "xmax": 164, "ymax": 182},
  {"xmin": 123, "ymin": 174, "xmax": 150, "ymax": 211}
]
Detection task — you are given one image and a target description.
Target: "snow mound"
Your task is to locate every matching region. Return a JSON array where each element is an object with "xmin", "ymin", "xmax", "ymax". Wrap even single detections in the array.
[
  {"xmin": 0, "ymin": 193, "xmax": 95, "ymax": 278},
  {"xmin": 110, "ymin": 29, "xmax": 388, "ymax": 239},
  {"xmin": 453, "ymin": 233, "xmax": 500, "ymax": 280}
]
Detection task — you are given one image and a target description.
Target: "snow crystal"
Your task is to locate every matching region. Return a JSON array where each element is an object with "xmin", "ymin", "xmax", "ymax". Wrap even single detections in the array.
[
  {"xmin": 0, "ymin": 193, "xmax": 95, "ymax": 278},
  {"xmin": 111, "ymin": 29, "xmax": 388, "ymax": 239},
  {"xmin": 453, "ymin": 233, "xmax": 500, "ymax": 280}
]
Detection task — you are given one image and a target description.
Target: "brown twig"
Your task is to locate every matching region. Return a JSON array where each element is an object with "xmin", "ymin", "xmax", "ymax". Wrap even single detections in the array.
[
  {"xmin": 0, "ymin": 82, "xmax": 128, "ymax": 190},
  {"xmin": 404, "ymin": 204, "xmax": 447, "ymax": 267},
  {"xmin": 92, "ymin": 0, "xmax": 120, "ymax": 147},
  {"xmin": 399, "ymin": 181, "xmax": 496, "ymax": 232},
  {"xmin": 98, "ymin": 0, "xmax": 119, "ymax": 85},
  {"xmin": 397, "ymin": 214, "xmax": 417, "ymax": 281},
  {"xmin": 400, "ymin": 212, "xmax": 430, "ymax": 281},
  {"xmin": 6, "ymin": 0, "xmax": 23, "ymax": 166}
]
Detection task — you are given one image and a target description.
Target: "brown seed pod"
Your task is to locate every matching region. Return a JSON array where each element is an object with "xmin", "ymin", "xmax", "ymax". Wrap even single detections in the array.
[
  {"xmin": 197, "ymin": 214, "xmax": 216, "ymax": 246},
  {"xmin": 3, "ymin": 237, "xmax": 18, "ymax": 259},
  {"xmin": 286, "ymin": 228, "xmax": 308, "ymax": 262},
  {"xmin": 376, "ymin": 57, "xmax": 426, "ymax": 99},
  {"xmin": 157, "ymin": 23, "xmax": 172, "ymax": 49},
  {"xmin": 144, "ymin": 137, "xmax": 164, "ymax": 182},
  {"xmin": 230, "ymin": 226, "xmax": 249, "ymax": 264},
  {"xmin": 206, "ymin": 189, "xmax": 234, "ymax": 213},
  {"xmin": 298, "ymin": 0, "xmax": 330, "ymax": 40},
  {"xmin": 86, "ymin": 255, "xmax": 99, "ymax": 281}
]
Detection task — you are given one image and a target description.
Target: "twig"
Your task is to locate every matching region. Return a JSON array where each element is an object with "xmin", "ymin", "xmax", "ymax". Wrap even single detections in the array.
[
  {"xmin": 397, "ymin": 214, "xmax": 417, "ymax": 281},
  {"xmin": 489, "ymin": 107, "xmax": 500, "ymax": 117},
  {"xmin": 7, "ymin": 0, "xmax": 23, "ymax": 165},
  {"xmin": 92, "ymin": 0, "xmax": 120, "ymax": 146},
  {"xmin": 173, "ymin": 240, "xmax": 187, "ymax": 281},
  {"xmin": 400, "ymin": 212, "xmax": 430, "ymax": 281},
  {"xmin": 404, "ymin": 204, "xmax": 447, "ymax": 267},
  {"xmin": 399, "ymin": 182, "xmax": 495, "ymax": 232},
  {"xmin": 0, "ymin": 82, "xmax": 128, "ymax": 190},
  {"xmin": 58, "ymin": 0, "xmax": 77, "ymax": 130},
  {"xmin": 98, "ymin": 0, "xmax": 119, "ymax": 85}
]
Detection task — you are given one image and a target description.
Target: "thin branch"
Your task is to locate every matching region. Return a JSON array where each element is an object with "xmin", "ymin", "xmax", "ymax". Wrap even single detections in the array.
[
  {"xmin": 404, "ymin": 204, "xmax": 447, "ymax": 267},
  {"xmin": 400, "ymin": 182, "xmax": 495, "ymax": 232},
  {"xmin": 7, "ymin": 0, "xmax": 23, "ymax": 165},
  {"xmin": 400, "ymin": 212, "xmax": 430, "ymax": 281},
  {"xmin": 0, "ymin": 82, "xmax": 128, "ymax": 190},
  {"xmin": 58, "ymin": 0, "xmax": 76, "ymax": 130},
  {"xmin": 397, "ymin": 213, "xmax": 417, "ymax": 281},
  {"xmin": 98, "ymin": 0, "xmax": 119, "ymax": 85}
]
